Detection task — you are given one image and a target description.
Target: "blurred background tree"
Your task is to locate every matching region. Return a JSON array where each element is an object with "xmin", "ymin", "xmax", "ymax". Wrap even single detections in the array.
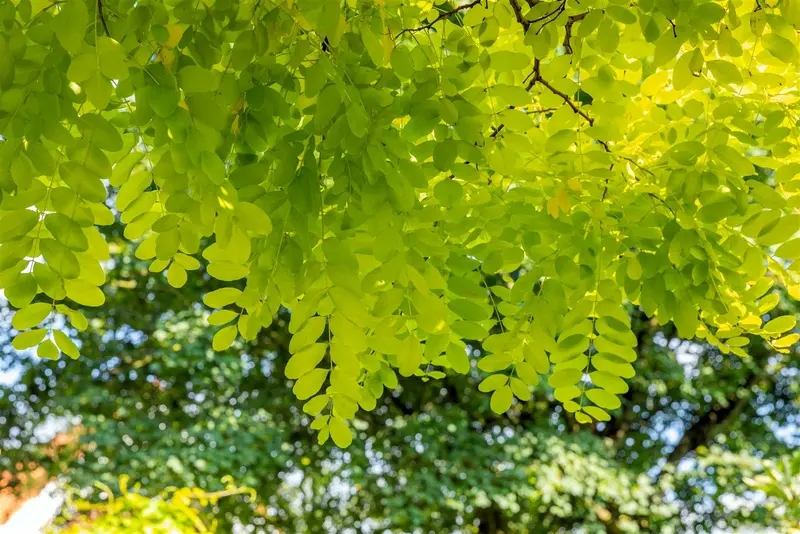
[{"xmin": 0, "ymin": 225, "xmax": 798, "ymax": 533}]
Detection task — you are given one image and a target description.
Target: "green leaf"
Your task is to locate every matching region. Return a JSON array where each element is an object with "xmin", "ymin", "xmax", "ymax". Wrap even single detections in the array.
[
  {"xmin": 329, "ymin": 416, "xmax": 353, "ymax": 448},
  {"xmin": 589, "ymin": 371, "xmax": 629, "ymax": 394},
  {"xmin": 234, "ymin": 202, "xmax": 272, "ymax": 235},
  {"xmin": 583, "ymin": 406, "xmax": 611, "ymax": 422},
  {"xmin": 167, "ymin": 263, "xmax": 188, "ymax": 288},
  {"xmin": 548, "ymin": 369, "xmax": 583, "ymax": 388},
  {"xmin": 208, "ymin": 310, "xmax": 238, "ymax": 326},
  {"xmin": 397, "ymin": 335, "xmax": 422, "ymax": 377},
  {"xmin": 65, "ymin": 279, "xmax": 105, "ymax": 307},
  {"xmin": 203, "ymin": 288, "xmax": 242, "ymax": 308},
  {"xmin": 54, "ymin": 0, "xmax": 88, "ymax": 54},
  {"xmin": 575, "ymin": 411, "xmax": 592, "ymax": 424},
  {"xmin": 315, "ymin": 85, "xmax": 341, "ymax": 129},
  {"xmin": 515, "ymin": 361, "xmax": 540, "ymax": 386},
  {"xmin": 59, "ymin": 162, "xmax": 108, "ymax": 203},
  {"xmin": 763, "ymin": 33, "xmax": 799, "ymax": 64},
  {"xmin": 360, "ymin": 26, "xmax": 384, "ymax": 66},
  {"xmin": 207, "ymin": 262, "xmax": 249, "ymax": 281},
  {"xmin": 212, "ymin": 325, "xmax": 237, "ymax": 351},
  {"xmin": 40, "ymin": 239, "xmax": 81, "ymax": 280},
  {"xmin": 13, "ymin": 328, "xmax": 47, "ymax": 350},
  {"xmin": 490, "ymin": 51, "xmax": 530, "ymax": 72},
  {"xmin": 84, "ymin": 72, "xmax": 112, "ymax": 110},
  {"xmin": 448, "ymin": 298, "xmax": 491, "ymax": 321},
  {"xmin": 478, "ymin": 374, "xmax": 508, "ymax": 392},
  {"xmin": 12, "ymin": 303, "xmax": 52, "ymax": 331},
  {"xmin": 67, "ymin": 54, "xmax": 97, "ymax": 83},
  {"xmin": 697, "ymin": 200, "xmax": 737, "ymax": 223},
  {"xmin": 490, "ymin": 386, "xmax": 513, "ymax": 414},
  {"xmin": 606, "ymin": 6, "xmax": 637, "ymax": 24},
  {"xmin": 53, "ymin": 330, "xmax": 80, "ymax": 359},
  {"xmin": 231, "ymin": 31, "xmax": 256, "ymax": 70},
  {"xmin": 509, "ymin": 377, "xmax": 530, "ymax": 400},
  {"xmin": 596, "ymin": 18, "xmax": 620, "ymax": 53},
  {"xmin": 290, "ymin": 317, "xmax": 327, "ymax": 354},
  {"xmin": 446, "ymin": 343, "xmax": 470, "ymax": 374},
  {"xmin": 706, "ymin": 60, "xmax": 743, "ymax": 84},
  {"xmin": 586, "ymin": 388, "xmax": 621, "ymax": 410},
  {"xmin": 303, "ymin": 395, "xmax": 329, "ymax": 416},
  {"xmin": 285, "ymin": 343, "xmax": 327, "ymax": 380},
  {"xmin": 674, "ymin": 300, "xmax": 699, "ymax": 339},
  {"xmin": 78, "ymin": 114, "xmax": 123, "ymax": 152},
  {"xmin": 179, "ymin": 66, "xmax": 218, "ymax": 93},
  {"xmin": 97, "ymin": 37, "xmax": 129, "ymax": 80},
  {"xmin": 763, "ymin": 315, "xmax": 796, "ymax": 335},
  {"xmin": 37, "ymin": 339, "xmax": 59, "ymax": 360},
  {"xmin": 433, "ymin": 140, "xmax": 458, "ymax": 171},
  {"xmin": 45, "ymin": 213, "xmax": 89, "ymax": 252},
  {"xmin": 292, "ymin": 368, "xmax": 329, "ymax": 400},
  {"xmin": 201, "ymin": 152, "xmax": 227, "ymax": 184}
]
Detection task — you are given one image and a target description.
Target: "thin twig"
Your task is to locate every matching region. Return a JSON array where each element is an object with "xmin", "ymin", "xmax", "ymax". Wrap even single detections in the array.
[
  {"xmin": 667, "ymin": 18, "xmax": 677, "ymax": 38},
  {"xmin": 620, "ymin": 156, "xmax": 654, "ymax": 176},
  {"xmin": 522, "ymin": 107, "xmax": 558, "ymax": 114},
  {"xmin": 529, "ymin": 0, "xmax": 567, "ymax": 30},
  {"xmin": 563, "ymin": 12, "xmax": 587, "ymax": 54},
  {"xmin": 395, "ymin": 0, "xmax": 482, "ymax": 39},
  {"xmin": 648, "ymin": 192, "xmax": 676, "ymax": 215},
  {"xmin": 530, "ymin": 71, "xmax": 593, "ymax": 124},
  {"xmin": 601, "ymin": 164, "xmax": 614, "ymax": 201},
  {"xmin": 97, "ymin": 0, "xmax": 110, "ymax": 36},
  {"xmin": 526, "ymin": 58, "xmax": 611, "ymax": 151},
  {"xmin": 508, "ymin": 0, "xmax": 530, "ymax": 32},
  {"xmin": 524, "ymin": 58, "xmax": 541, "ymax": 87}
]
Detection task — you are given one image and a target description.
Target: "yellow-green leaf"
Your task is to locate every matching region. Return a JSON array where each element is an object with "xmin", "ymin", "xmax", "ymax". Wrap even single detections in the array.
[
  {"xmin": 12, "ymin": 303, "xmax": 52, "ymax": 331},
  {"xmin": 490, "ymin": 385, "xmax": 513, "ymax": 414},
  {"xmin": 212, "ymin": 325, "xmax": 238, "ymax": 351}
]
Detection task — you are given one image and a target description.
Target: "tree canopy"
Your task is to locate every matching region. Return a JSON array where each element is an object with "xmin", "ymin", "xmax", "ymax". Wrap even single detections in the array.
[{"xmin": 2, "ymin": 0, "xmax": 800, "ymax": 446}]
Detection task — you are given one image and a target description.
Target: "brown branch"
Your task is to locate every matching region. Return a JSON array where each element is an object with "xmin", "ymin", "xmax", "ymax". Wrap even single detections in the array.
[
  {"xmin": 488, "ymin": 109, "xmax": 554, "ymax": 140},
  {"xmin": 395, "ymin": 0, "xmax": 482, "ymax": 39},
  {"xmin": 648, "ymin": 192, "xmax": 676, "ymax": 215},
  {"xmin": 620, "ymin": 155, "xmax": 654, "ymax": 175},
  {"xmin": 510, "ymin": 0, "xmax": 568, "ymax": 34},
  {"xmin": 563, "ymin": 12, "xmax": 587, "ymax": 54},
  {"xmin": 530, "ymin": 71, "xmax": 594, "ymax": 125},
  {"xmin": 508, "ymin": 0, "xmax": 531, "ymax": 32},
  {"xmin": 601, "ymin": 163, "xmax": 614, "ymax": 200},
  {"xmin": 524, "ymin": 58, "xmax": 541, "ymax": 88},
  {"xmin": 667, "ymin": 18, "xmax": 677, "ymax": 37},
  {"xmin": 530, "ymin": 0, "xmax": 567, "ymax": 30},
  {"xmin": 526, "ymin": 58, "xmax": 613, "ymax": 154},
  {"xmin": 97, "ymin": 0, "xmax": 110, "ymax": 36}
]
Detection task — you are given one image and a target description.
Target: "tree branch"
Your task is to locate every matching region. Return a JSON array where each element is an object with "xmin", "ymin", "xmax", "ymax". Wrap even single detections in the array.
[
  {"xmin": 97, "ymin": 0, "xmax": 111, "ymax": 36},
  {"xmin": 667, "ymin": 18, "xmax": 678, "ymax": 38},
  {"xmin": 395, "ymin": 0, "xmax": 482, "ymax": 39},
  {"xmin": 527, "ymin": 61, "xmax": 593, "ymax": 123},
  {"xmin": 508, "ymin": 0, "xmax": 531, "ymax": 32},
  {"xmin": 528, "ymin": 0, "xmax": 567, "ymax": 28},
  {"xmin": 563, "ymin": 12, "xmax": 587, "ymax": 54}
]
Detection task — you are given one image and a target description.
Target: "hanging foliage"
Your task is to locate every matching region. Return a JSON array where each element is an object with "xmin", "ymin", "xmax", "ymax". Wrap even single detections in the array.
[{"xmin": 1, "ymin": 0, "xmax": 800, "ymax": 446}]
